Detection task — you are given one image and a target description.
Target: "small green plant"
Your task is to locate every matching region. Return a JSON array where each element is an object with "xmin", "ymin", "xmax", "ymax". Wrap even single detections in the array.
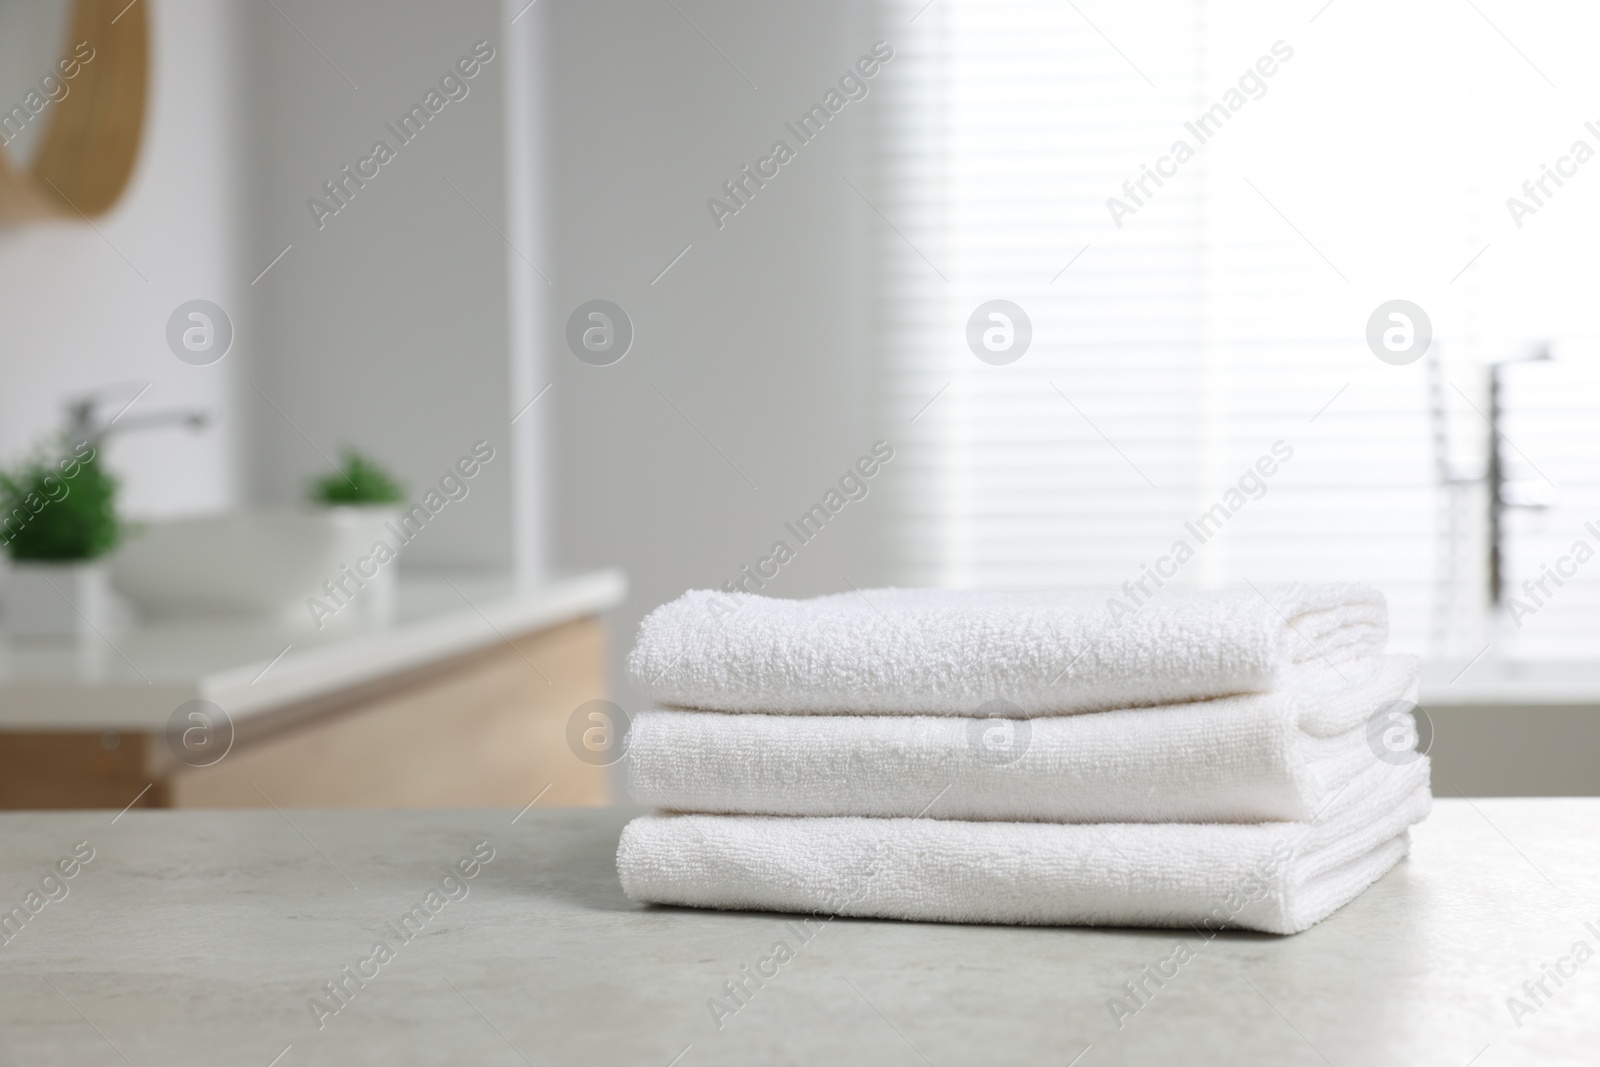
[
  {"xmin": 310, "ymin": 448, "xmax": 405, "ymax": 506},
  {"xmin": 0, "ymin": 441, "xmax": 122, "ymax": 562}
]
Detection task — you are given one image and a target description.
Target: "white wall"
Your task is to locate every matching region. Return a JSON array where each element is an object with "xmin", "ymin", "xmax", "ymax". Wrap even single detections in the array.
[
  {"xmin": 539, "ymin": 0, "xmax": 895, "ymax": 698},
  {"xmin": 237, "ymin": 0, "xmax": 897, "ymax": 688},
  {"xmin": 241, "ymin": 0, "xmax": 537, "ymax": 574},
  {"xmin": 0, "ymin": 0, "xmax": 244, "ymax": 519}
]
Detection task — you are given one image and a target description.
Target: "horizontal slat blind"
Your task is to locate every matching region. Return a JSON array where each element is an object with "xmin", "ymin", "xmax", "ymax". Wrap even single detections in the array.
[
  {"xmin": 875, "ymin": 0, "xmax": 1600, "ymax": 660},
  {"xmin": 875, "ymin": 0, "xmax": 1208, "ymax": 592}
]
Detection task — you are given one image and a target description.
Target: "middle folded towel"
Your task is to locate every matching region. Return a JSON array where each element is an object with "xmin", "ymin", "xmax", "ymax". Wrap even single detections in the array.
[{"xmin": 628, "ymin": 654, "xmax": 1420, "ymax": 825}]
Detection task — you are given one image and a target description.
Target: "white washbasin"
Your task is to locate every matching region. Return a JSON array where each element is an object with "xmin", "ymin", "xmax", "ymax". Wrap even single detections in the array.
[{"xmin": 111, "ymin": 508, "xmax": 399, "ymax": 627}]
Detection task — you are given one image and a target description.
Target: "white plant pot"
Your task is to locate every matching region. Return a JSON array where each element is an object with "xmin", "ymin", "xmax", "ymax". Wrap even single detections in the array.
[
  {"xmin": 330, "ymin": 506, "xmax": 401, "ymax": 628},
  {"xmin": 4, "ymin": 561, "xmax": 113, "ymax": 639},
  {"xmin": 358, "ymin": 554, "xmax": 399, "ymax": 626}
]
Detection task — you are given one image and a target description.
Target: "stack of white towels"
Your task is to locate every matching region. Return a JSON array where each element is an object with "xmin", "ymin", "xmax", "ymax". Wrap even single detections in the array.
[{"xmin": 617, "ymin": 584, "xmax": 1431, "ymax": 935}]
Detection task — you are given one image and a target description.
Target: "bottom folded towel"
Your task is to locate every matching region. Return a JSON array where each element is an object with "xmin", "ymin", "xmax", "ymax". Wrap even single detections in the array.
[{"xmin": 618, "ymin": 759, "xmax": 1431, "ymax": 935}]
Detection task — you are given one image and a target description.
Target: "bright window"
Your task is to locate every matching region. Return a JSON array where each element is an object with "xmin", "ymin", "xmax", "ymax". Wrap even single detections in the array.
[{"xmin": 874, "ymin": 0, "xmax": 1600, "ymax": 660}]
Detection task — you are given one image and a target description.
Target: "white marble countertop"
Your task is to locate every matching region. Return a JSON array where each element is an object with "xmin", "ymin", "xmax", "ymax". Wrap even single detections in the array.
[
  {"xmin": 0, "ymin": 569, "xmax": 626, "ymax": 730},
  {"xmin": 0, "ymin": 799, "xmax": 1593, "ymax": 1065}
]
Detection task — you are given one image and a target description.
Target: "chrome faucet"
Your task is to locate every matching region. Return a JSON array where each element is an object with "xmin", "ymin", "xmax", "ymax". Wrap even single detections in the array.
[
  {"xmin": 65, "ymin": 385, "xmax": 209, "ymax": 448},
  {"xmin": 1427, "ymin": 343, "xmax": 1554, "ymax": 617},
  {"xmin": 1486, "ymin": 345, "xmax": 1555, "ymax": 606}
]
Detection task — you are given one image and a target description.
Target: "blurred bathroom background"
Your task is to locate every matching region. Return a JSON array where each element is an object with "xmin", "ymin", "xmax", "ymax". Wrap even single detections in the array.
[{"xmin": 3, "ymin": 0, "xmax": 1598, "ymax": 802}]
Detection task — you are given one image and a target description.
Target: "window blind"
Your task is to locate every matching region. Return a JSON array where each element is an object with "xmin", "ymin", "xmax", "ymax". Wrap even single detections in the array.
[{"xmin": 872, "ymin": 0, "xmax": 1600, "ymax": 660}]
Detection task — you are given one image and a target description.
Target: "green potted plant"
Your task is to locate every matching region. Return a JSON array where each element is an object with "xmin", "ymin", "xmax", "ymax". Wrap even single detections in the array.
[
  {"xmin": 307, "ymin": 447, "xmax": 406, "ymax": 626},
  {"xmin": 308, "ymin": 448, "xmax": 406, "ymax": 508},
  {"xmin": 0, "ymin": 440, "xmax": 122, "ymax": 639}
]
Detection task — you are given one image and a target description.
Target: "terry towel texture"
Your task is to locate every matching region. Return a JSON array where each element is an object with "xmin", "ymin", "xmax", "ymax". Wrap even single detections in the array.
[
  {"xmin": 628, "ymin": 583, "xmax": 1388, "ymax": 715},
  {"xmin": 627, "ymin": 654, "xmax": 1420, "ymax": 824},
  {"xmin": 619, "ymin": 582, "xmax": 1426, "ymax": 934},
  {"xmin": 617, "ymin": 758, "xmax": 1431, "ymax": 935}
]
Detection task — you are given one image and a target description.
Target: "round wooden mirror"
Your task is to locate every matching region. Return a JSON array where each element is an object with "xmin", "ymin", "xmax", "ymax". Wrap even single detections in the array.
[{"xmin": 0, "ymin": 0, "xmax": 148, "ymax": 224}]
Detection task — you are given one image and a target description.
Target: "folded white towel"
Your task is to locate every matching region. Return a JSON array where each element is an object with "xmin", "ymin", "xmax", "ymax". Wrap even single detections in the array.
[
  {"xmin": 628, "ymin": 583, "xmax": 1387, "ymax": 716},
  {"xmin": 627, "ymin": 655, "xmax": 1419, "ymax": 824},
  {"xmin": 617, "ymin": 758, "xmax": 1431, "ymax": 935}
]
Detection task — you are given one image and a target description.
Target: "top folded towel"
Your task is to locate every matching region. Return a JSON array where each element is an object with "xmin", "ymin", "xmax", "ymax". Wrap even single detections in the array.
[{"xmin": 629, "ymin": 583, "xmax": 1387, "ymax": 715}]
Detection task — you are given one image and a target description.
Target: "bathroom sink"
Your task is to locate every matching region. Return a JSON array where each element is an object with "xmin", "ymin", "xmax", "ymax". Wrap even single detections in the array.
[{"xmin": 110, "ymin": 508, "xmax": 399, "ymax": 627}]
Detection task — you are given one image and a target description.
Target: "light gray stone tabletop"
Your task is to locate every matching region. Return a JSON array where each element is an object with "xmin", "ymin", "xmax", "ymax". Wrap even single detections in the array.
[{"xmin": 0, "ymin": 799, "xmax": 1595, "ymax": 1066}]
